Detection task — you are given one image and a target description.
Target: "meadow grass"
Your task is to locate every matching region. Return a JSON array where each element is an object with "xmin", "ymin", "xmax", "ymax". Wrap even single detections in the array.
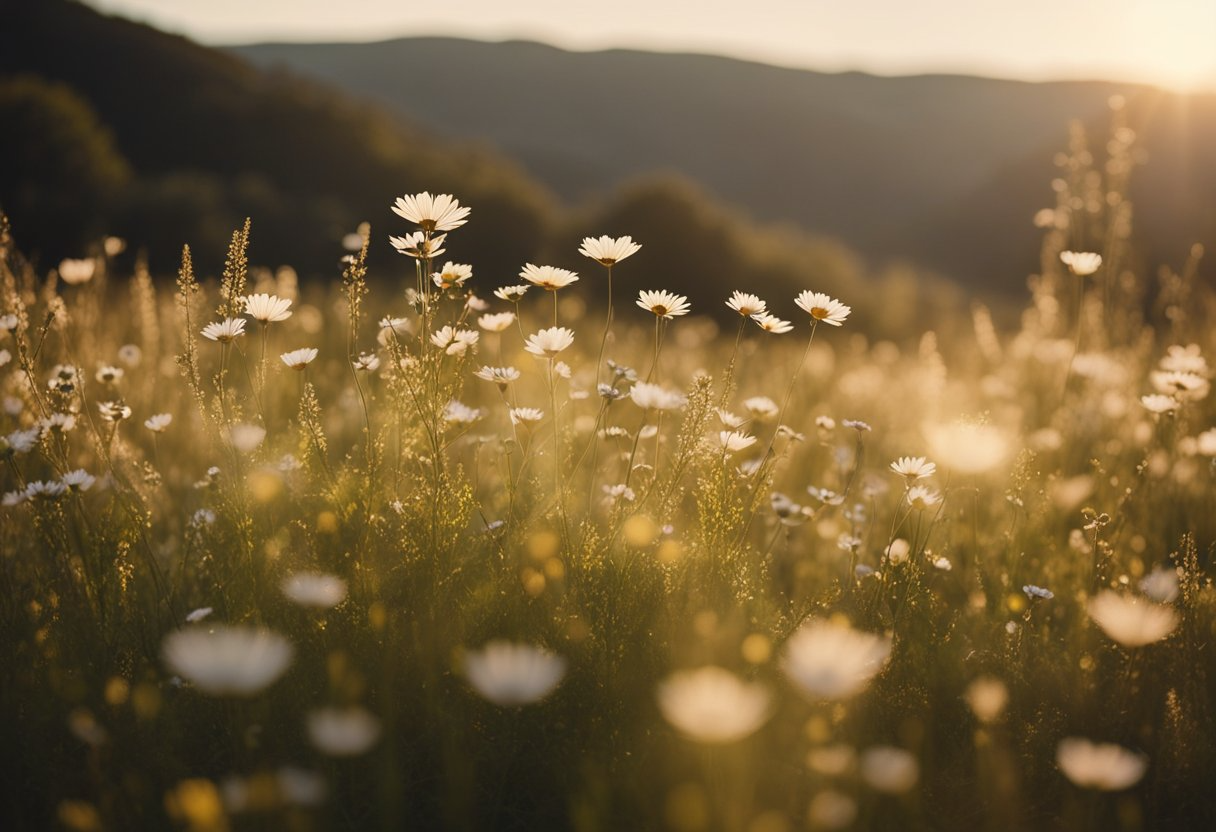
[{"xmin": 1, "ymin": 119, "xmax": 1215, "ymax": 832}]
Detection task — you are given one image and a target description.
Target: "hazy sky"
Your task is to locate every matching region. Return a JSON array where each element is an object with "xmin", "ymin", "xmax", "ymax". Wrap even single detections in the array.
[{"xmin": 86, "ymin": 0, "xmax": 1216, "ymax": 90}]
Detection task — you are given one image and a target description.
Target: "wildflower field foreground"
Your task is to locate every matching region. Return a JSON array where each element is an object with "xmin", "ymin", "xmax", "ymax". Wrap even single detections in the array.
[{"xmin": 2, "ymin": 131, "xmax": 1216, "ymax": 832}]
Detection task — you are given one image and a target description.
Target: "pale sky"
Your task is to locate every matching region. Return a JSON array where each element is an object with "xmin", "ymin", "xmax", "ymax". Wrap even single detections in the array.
[{"xmin": 86, "ymin": 0, "xmax": 1216, "ymax": 90}]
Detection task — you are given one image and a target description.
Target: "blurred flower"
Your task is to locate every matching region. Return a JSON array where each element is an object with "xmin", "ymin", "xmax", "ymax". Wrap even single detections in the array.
[
  {"xmin": 521, "ymin": 264, "xmax": 579, "ymax": 291},
  {"xmin": 281, "ymin": 348, "xmax": 318, "ymax": 370},
  {"xmin": 185, "ymin": 607, "xmax": 213, "ymax": 623},
  {"xmin": 145, "ymin": 413, "xmax": 173, "ymax": 433},
  {"xmin": 463, "ymin": 640, "xmax": 566, "ymax": 706},
  {"xmin": 656, "ymin": 666, "xmax": 771, "ymax": 743},
  {"xmin": 306, "ymin": 707, "xmax": 381, "ymax": 756},
  {"xmin": 885, "ymin": 538, "xmax": 911, "ymax": 566},
  {"xmin": 1159, "ymin": 344, "xmax": 1208, "ymax": 376},
  {"xmin": 229, "ymin": 424, "xmax": 266, "ymax": 453},
  {"xmin": 117, "ymin": 344, "xmax": 142, "ymax": 366},
  {"xmin": 906, "ymin": 485, "xmax": 941, "ymax": 511},
  {"xmin": 431, "ymin": 326, "xmax": 479, "ymax": 356},
  {"xmin": 743, "ymin": 396, "xmax": 779, "ymax": 421},
  {"xmin": 890, "ymin": 456, "xmax": 936, "ymax": 481},
  {"xmin": 1087, "ymin": 591, "xmax": 1177, "ymax": 647},
  {"xmin": 630, "ymin": 382, "xmax": 686, "ymax": 411},
  {"xmin": 964, "ymin": 676, "xmax": 1009, "ymax": 723},
  {"xmin": 443, "ymin": 400, "xmax": 483, "ymax": 425},
  {"xmin": 432, "ymin": 262, "xmax": 473, "ymax": 289},
  {"xmin": 392, "ymin": 191, "xmax": 470, "ymax": 232},
  {"xmin": 924, "ymin": 421, "xmax": 1008, "ymax": 475},
  {"xmin": 807, "ymin": 790, "xmax": 857, "ymax": 830},
  {"xmin": 244, "ymin": 293, "xmax": 292, "ymax": 323},
  {"xmin": 580, "ymin": 235, "xmax": 641, "ymax": 265},
  {"xmin": 61, "ymin": 469, "xmax": 95, "ymax": 492},
  {"xmin": 1023, "ymin": 584, "xmax": 1054, "ymax": 601},
  {"xmin": 718, "ymin": 431, "xmax": 757, "ymax": 453},
  {"xmin": 637, "ymin": 289, "xmax": 690, "ymax": 319},
  {"xmin": 478, "ymin": 312, "xmax": 516, "ymax": 332},
  {"xmin": 201, "ymin": 318, "xmax": 247, "ymax": 343},
  {"xmin": 4, "ymin": 427, "xmax": 40, "ymax": 456},
  {"xmin": 389, "ymin": 231, "xmax": 446, "ymax": 259},
  {"xmin": 1149, "ymin": 371, "xmax": 1209, "ymax": 402},
  {"xmin": 725, "ymin": 291, "xmax": 767, "ymax": 317},
  {"xmin": 752, "ymin": 313, "xmax": 793, "ymax": 334},
  {"xmin": 524, "ymin": 327, "xmax": 574, "ymax": 358},
  {"xmin": 1059, "ymin": 251, "xmax": 1102, "ymax": 276},
  {"xmin": 1056, "ymin": 738, "xmax": 1146, "ymax": 790},
  {"xmin": 98, "ymin": 401, "xmax": 132, "ymax": 423},
  {"xmin": 161, "ymin": 626, "xmax": 293, "ymax": 696},
  {"xmin": 1140, "ymin": 394, "xmax": 1179, "ymax": 415},
  {"xmin": 794, "ymin": 291, "xmax": 851, "ymax": 326},
  {"xmin": 860, "ymin": 747, "xmax": 919, "ymax": 794},
  {"xmin": 1139, "ymin": 566, "xmax": 1180, "ymax": 603},
  {"xmin": 58, "ymin": 258, "xmax": 95, "ymax": 285},
  {"xmin": 782, "ymin": 618, "xmax": 892, "ymax": 700},
  {"xmin": 25, "ymin": 480, "xmax": 67, "ymax": 501},
  {"xmin": 281, "ymin": 572, "xmax": 347, "ymax": 609},
  {"xmin": 353, "ymin": 352, "xmax": 381, "ymax": 372},
  {"xmin": 95, "ymin": 365, "xmax": 123, "ymax": 384}
]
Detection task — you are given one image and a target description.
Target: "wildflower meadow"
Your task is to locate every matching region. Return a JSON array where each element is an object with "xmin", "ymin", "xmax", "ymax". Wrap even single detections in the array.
[{"xmin": 1, "ymin": 117, "xmax": 1215, "ymax": 832}]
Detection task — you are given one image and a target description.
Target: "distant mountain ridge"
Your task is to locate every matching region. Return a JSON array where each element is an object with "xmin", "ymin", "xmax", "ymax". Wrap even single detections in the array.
[{"xmin": 234, "ymin": 37, "xmax": 1216, "ymax": 289}]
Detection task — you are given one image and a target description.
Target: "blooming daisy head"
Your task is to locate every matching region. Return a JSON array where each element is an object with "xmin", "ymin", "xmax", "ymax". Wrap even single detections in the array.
[
  {"xmin": 432, "ymin": 262, "xmax": 473, "ymax": 290},
  {"xmin": 244, "ymin": 293, "xmax": 293, "ymax": 323},
  {"xmin": 719, "ymin": 431, "xmax": 757, "ymax": 453},
  {"xmin": 95, "ymin": 365, "xmax": 123, "ymax": 384},
  {"xmin": 889, "ymin": 456, "xmax": 936, "ymax": 481},
  {"xmin": 752, "ymin": 313, "xmax": 793, "ymax": 334},
  {"xmin": 443, "ymin": 400, "xmax": 483, "ymax": 425},
  {"xmin": 743, "ymin": 396, "xmax": 779, "ymax": 421},
  {"xmin": 494, "ymin": 285, "xmax": 530, "ymax": 303},
  {"xmin": 60, "ymin": 469, "xmax": 95, "ymax": 492},
  {"xmin": 521, "ymin": 264, "xmax": 579, "ymax": 291},
  {"xmin": 391, "ymin": 192, "xmax": 470, "ymax": 232},
  {"xmin": 524, "ymin": 327, "xmax": 575, "ymax": 359},
  {"xmin": 509, "ymin": 407, "xmax": 545, "ymax": 427},
  {"xmin": 352, "ymin": 352, "xmax": 381, "ymax": 372},
  {"xmin": 201, "ymin": 318, "xmax": 247, "ymax": 343},
  {"xmin": 726, "ymin": 291, "xmax": 767, "ymax": 317},
  {"xmin": 280, "ymin": 348, "xmax": 318, "ymax": 370},
  {"xmin": 389, "ymin": 231, "xmax": 446, "ymax": 260},
  {"xmin": 1059, "ymin": 251, "xmax": 1103, "ymax": 276},
  {"xmin": 637, "ymin": 289, "xmax": 691, "ymax": 319},
  {"xmin": 795, "ymin": 291, "xmax": 851, "ymax": 326},
  {"xmin": 474, "ymin": 366, "xmax": 521, "ymax": 388},
  {"xmin": 579, "ymin": 235, "xmax": 641, "ymax": 266},
  {"xmin": 905, "ymin": 485, "xmax": 942, "ymax": 511},
  {"xmin": 430, "ymin": 326, "xmax": 479, "ymax": 356},
  {"xmin": 145, "ymin": 413, "xmax": 173, "ymax": 433}
]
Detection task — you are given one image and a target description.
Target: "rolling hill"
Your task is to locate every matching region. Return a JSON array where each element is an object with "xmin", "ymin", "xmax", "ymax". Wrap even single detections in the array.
[{"xmin": 234, "ymin": 37, "xmax": 1216, "ymax": 289}]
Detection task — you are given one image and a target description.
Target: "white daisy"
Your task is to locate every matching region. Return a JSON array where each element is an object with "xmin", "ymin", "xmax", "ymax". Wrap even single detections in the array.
[
  {"xmin": 161, "ymin": 626, "xmax": 294, "ymax": 696},
  {"xmin": 494, "ymin": 285, "xmax": 530, "ymax": 302},
  {"xmin": 478, "ymin": 312, "xmax": 516, "ymax": 333},
  {"xmin": 794, "ymin": 291, "xmax": 851, "ymax": 326},
  {"xmin": 782, "ymin": 618, "xmax": 892, "ymax": 700},
  {"xmin": 201, "ymin": 318, "xmax": 247, "ymax": 343},
  {"xmin": 145, "ymin": 413, "xmax": 173, "ymax": 433},
  {"xmin": 389, "ymin": 231, "xmax": 447, "ymax": 259},
  {"xmin": 725, "ymin": 291, "xmax": 767, "ymax": 317},
  {"xmin": 391, "ymin": 192, "xmax": 470, "ymax": 232},
  {"xmin": 889, "ymin": 456, "xmax": 936, "ymax": 481},
  {"xmin": 1086, "ymin": 591, "xmax": 1178, "ymax": 647},
  {"xmin": 280, "ymin": 348, "xmax": 318, "ymax": 370},
  {"xmin": 244, "ymin": 293, "xmax": 293, "ymax": 323},
  {"xmin": 579, "ymin": 235, "xmax": 641, "ymax": 266},
  {"xmin": 1056, "ymin": 738, "xmax": 1146, "ymax": 790},
  {"xmin": 1059, "ymin": 251, "xmax": 1103, "ymax": 276},
  {"xmin": 524, "ymin": 327, "xmax": 575, "ymax": 359},
  {"xmin": 432, "ymin": 262, "xmax": 473, "ymax": 289},
  {"xmin": 636, "ymin": 289, "xmax": 690, "ymax": 319},
  {"xmin": 752, "ymin": 313, "xmax": 793, "ymax": 334},
  {"xmin": 521, "ymin": 264, "xmax": 579, "ymax": 291}
]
